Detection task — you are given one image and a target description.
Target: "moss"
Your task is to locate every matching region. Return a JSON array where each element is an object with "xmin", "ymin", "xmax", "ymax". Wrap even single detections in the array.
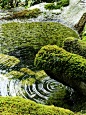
[
  {"xmin": 6, "ymin": 71, "xmax": 24, "ymax": 79},
  {"xmin": 35, "ymin": 70, "xmax": 48, "ymax": 81},
  {"xmin": 34, "ymin": 45, "xmax": 86, "ymax": 82},
  {"xmin": 63, "ymin": 37, "xmax": 86, "ymax": 58},
  {"xmin": 0, "ymin": 96, "xmax": 74, "ymax": 115},
  {"xmin": 0, "ymin": 22, "xmax": 79, "ymax": 54},
  {"xmin": 44, "ymin": 0, "xmax": 69, "ymax": 10},
  {"xmin": 22, "ymin": 77, "xmax": 36, "ymax": 85},
  {"xmin": 1, "ymin": 8, "xmax": 42, "ymax": 20},
  {"xmin": 20, "ymin": 68, "xmax": 35, "ymax": 76},
  {"xmin": 0, "ymin": 54, "xmax": 20, "ymax": 69}
]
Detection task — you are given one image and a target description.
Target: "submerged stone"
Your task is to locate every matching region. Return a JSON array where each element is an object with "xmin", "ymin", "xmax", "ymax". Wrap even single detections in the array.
[
  {"xmin": 22, "ymin": 77, "xmax": 36, "ymax": 86},
  {"xmin": 6, "ymin": 71, "xmax": 24, "ymax": 79},
  {"xmin": 0, "ymin": 54, "xmax": 20, "ymax": 68}
]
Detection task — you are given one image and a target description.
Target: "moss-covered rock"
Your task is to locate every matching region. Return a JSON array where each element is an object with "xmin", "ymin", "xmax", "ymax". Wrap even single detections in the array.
[
  {"xmin": 34, "ymin": 45, "xmax": 86, "ymax": 96},
  {"xmin": 0, "ymin": 96, "xmax": 74, "ymax": 115},
  {"xmin": 0, "ymin": 54, "xmax": 20, "ymax": 69},
  {"xmin": 63, "ymin": 37, "xmax": 86, "ymax": 58},
  {"xmin": 20, "ymin": 68, "xmax": 35, "ymax": 76},
  {"xmin": 1, "ymin": 8, "xmax": 42, "ymax": 20},
  {"xmin": 6, "ymin": 71, "xmax": 24, "ymax": 79},
  {"xmin": 22, "ymin": 77, "xmax": 36, "ymax": 85},
  {"xmin": 35, "ymin": 70, "xmax": 48, "ymax": 81},
  {"xmin": 0, "ymin": 22, "xmax": 79, "ymax": 54}
]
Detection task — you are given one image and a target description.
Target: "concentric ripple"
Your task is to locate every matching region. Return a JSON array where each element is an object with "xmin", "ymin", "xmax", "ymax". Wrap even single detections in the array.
[{"xmin": 0, "ymin": 70, "xmax": 60, "ymax": 104}]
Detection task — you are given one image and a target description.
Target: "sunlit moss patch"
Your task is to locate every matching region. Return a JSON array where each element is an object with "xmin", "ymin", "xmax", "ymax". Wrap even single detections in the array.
[{"xmin": 0, "ymin": 22, "xmax": 79, "ymax": 54}]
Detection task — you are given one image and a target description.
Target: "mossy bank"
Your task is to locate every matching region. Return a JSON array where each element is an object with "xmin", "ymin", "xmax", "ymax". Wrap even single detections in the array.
[{"xmin": 0, "ymin": 96, "xmax": 75, "ymax": 115}]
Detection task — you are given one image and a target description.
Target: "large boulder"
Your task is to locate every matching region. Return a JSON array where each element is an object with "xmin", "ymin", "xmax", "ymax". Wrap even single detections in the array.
[{"xmin": 34, "ymin": 45, "xmax": 86, "ymax": 96}]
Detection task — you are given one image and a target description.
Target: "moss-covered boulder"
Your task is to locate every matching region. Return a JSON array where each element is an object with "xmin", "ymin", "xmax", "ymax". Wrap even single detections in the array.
[
  {"xmin": 34, "ymin": 45, "xmax": 86, "ymax": 96},
  {"xmin": 0, "ymin": 22, "xmax": 79, "ymax": 54},
  {"xmin": 63, "ymin": 37, "xmax": 86, "ymax": 58},
  {"xmin": 0, "ymin": 54, "xmax": 20, "ymax": 69},
  {"xmin": 0, "ymin": 96, "xmax": 74, "ymax": 115}
]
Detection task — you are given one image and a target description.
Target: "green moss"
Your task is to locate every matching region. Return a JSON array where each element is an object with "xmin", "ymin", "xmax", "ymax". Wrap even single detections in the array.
[
  {"xmin": 6, "ymin": 71, "xmax": 24, "ymax": 79},
  {"xmin": 22, "ymin": 77, "xmax": 36, "ymax": 85},
  {"xmin": 34, "ymin": 45, "xmax": 86, "ymax": 82},
  {"xmin": 0, "ymin": 96, "xmax": 74, "ymax": 115},
  {"xmin": 0, "ymin": 22, "xmax": 79, "ymax": 54},
  {"xmin": 1, "ymin": 8, "xmax": 42, "ymax": 20},
  {"xmin": 0, "ymin": 54, "xmax": 20, "ymax": 68},
  {"xmin": 44, "ymin": 0, "xmax": 69, "ymax": 10},
  {"xmin": 35, "ymin": 70, "xmax": 48, "ymax": 81},
  {"xmin": 63, "ymin": 37, "xmax": 86, "ymax": 58},
  {"xmin": 20, "ymin": 68, "xmax": 35, "ymax": 76}
]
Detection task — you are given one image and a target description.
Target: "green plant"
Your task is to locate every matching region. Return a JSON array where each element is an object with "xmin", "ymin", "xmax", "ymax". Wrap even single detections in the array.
[{"xmin": 44, "ymin": 0, "xmax": 69, "ymax": 10}]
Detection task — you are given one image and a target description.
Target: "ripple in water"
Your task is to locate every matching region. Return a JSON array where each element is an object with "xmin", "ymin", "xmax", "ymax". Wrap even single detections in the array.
[{"xmin": 0, "ymin": 69, "xmax": 60, "ymax": 104}]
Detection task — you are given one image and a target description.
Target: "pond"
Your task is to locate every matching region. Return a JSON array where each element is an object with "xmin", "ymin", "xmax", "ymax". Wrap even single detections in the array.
[{"xmin": 0, "ymin": 18, "xmax": 79, "ymax": 109}]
